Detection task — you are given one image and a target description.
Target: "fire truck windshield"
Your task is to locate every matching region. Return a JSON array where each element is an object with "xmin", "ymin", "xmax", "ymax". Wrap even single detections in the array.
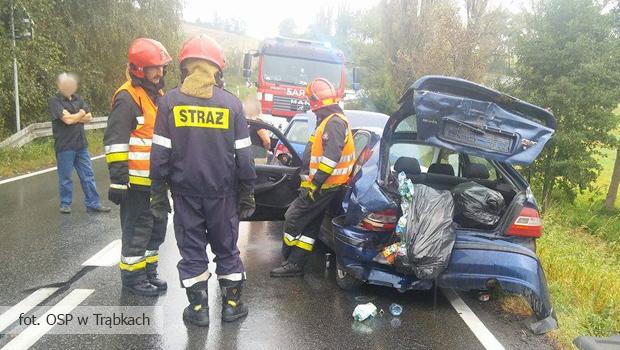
[{"xmin": 262, "ymin": 55, "xmax": 342, "ymax": 88}]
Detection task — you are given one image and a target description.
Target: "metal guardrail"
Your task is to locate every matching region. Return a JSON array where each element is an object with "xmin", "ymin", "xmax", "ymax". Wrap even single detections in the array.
[{"xmin": 0, "ymin": 116, "xmax": 108, "ymax": 148}]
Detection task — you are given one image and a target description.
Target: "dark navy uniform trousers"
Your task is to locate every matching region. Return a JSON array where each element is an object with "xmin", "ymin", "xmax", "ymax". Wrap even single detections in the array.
[{"xmin": 173, "ymin": 193, "xmax": 244, "ymax": 286}]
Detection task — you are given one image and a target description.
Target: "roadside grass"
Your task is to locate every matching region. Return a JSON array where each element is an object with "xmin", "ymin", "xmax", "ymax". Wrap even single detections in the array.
[
  {"xmin": 0, "ymin": 130, "xmax": 104, "ymax": 179},
  {"xmin": 501, "ymin": 106, "xmax": 620, "ymax": 349},
  {"xmin": 537, "ymin": 207, "xmax": 620, "ymax": 349}
]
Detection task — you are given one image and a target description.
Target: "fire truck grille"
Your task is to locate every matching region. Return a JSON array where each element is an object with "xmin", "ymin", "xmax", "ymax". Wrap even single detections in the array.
[{"xmin": 272, "ymin": 95, "xmax": 309, "ymax": 112}]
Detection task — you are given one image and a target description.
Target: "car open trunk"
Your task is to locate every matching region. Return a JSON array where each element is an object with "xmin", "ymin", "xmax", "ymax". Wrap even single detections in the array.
[{"xmin": 333, "ymin": 76, "xmax": 558, "ymax": 333}]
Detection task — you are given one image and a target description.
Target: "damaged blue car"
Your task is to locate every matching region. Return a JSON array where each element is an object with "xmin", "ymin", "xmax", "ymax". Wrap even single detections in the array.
[{"xmin": 244, "ymin": 76, "xmax": 558, "ymax": 334}]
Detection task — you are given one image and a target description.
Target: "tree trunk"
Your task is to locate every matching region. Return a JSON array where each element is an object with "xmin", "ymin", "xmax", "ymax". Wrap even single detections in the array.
[
  {"xmin": 604, "ymin": 147, "xmax": 620, "ymax": 210},
  {"xmin": 540, "ymin": 154, "xmax": 555, "ymax": 212}
]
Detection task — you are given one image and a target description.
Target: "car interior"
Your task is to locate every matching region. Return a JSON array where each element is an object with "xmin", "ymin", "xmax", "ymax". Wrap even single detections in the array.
[{"xmin": 388, "ymin": 143, "xmax": 518, "ymax": 229}]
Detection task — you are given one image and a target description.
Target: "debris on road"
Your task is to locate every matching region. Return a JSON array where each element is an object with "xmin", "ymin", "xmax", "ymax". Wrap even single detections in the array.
[
  {"xmin": 389, "ymin": 303, "xmax": 403, "ymax": 316},
  {"xmin": 478, "ymin": 292, "xmax": 491, "ymax": 302},
  {"xmin": 353, "ymin": 302, "xmax": 378, "ymax": 321}
]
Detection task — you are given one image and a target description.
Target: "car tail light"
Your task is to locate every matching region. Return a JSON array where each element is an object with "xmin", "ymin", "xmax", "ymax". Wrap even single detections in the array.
[
  {"xmin": 507, "ymin": 207, "xmax": 542, "ymax": 238},
  {"xmin": 360, "ymin": 208, "xmax": 398, "ymax": 232},
  {"xmin": 274, "ymin": 143, "xmax": 290, "ymax": 157}
]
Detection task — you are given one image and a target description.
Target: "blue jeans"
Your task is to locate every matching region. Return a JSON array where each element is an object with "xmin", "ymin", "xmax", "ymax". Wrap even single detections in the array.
[{"xmin": 56, "ymin": 147, "xmax": 102, "ymax": 208}]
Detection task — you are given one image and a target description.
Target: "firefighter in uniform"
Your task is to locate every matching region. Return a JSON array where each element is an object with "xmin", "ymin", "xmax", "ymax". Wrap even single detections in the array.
[
  {"xmin": 270, "ymin": 78, "xmax": 355, "ymax": 277},
  {"xmin": 104, "ymin": 38, "xmax": 172, "ymax": 296},
  {"xmin": 150, "ymin": 35, "xmax": 256, "ymax": 326}
]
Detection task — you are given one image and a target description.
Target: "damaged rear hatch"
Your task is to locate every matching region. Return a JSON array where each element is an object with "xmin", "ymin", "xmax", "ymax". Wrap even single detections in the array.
[{"xmin": 409, "ymin": 75, "xmax": 555, "ymax": 165}]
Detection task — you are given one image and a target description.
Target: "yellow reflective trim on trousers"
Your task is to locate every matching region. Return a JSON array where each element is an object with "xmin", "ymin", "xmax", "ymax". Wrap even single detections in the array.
[
  {"xmin": 283, "ymin": 235, "xmax": 296, "ymax": 246},
  {"xmin": 129, "ymin": 175, "xmax": 152, "ymax": 186},
  {"xmin": 119, "ymin": 260, "xmax": 147, "ymax": 272},
  {"xmin": 145, "ymin": 255, "xmax": 158, "ymax": 264},
  {"xmin": 106, "ymin": 152, "xmax": 129, "ymax": 163},
  {"xmin": 227, "ymin": 300, "xmax": 237, "ymax": 307},
  {"xmin": 295, "ymin": 240, "xmax": 313, "ymax": 251},
  {"xmin": 318, "ymin": 163, "xmax": 334, "ymax": 174},
  {"xmin": 283, "ymin": 235, "xmax": 314, "ymax": 251}
]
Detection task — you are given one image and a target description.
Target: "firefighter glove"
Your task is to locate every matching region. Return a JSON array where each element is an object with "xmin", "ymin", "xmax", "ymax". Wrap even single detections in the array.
[
  {"xmin": 108, "ymin": 184, "xmax": 128, "ymax": 205},
  {"xmin": 238, "ymin": 184, "xmax": 256, "ymax": 219},
  {"xmin": 150, "ymin": 180, "xmax": 171, "ymax": 221},
  {"xmin": 306, "ymin": 182, "xmax": 319, "ymax": 202}
]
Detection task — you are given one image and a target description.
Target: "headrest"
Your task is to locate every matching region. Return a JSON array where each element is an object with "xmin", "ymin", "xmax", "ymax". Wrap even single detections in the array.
[
  {"xmin": 394, "ymin": 157, "xmax": 421, "ymax": 175},
  {"xmin": 463, "ymin": 163, "xmax": 490, "ymax": 179},
  {"xmin": 428, "ymin": 163, "xmax": 455, "ymax": 176}
]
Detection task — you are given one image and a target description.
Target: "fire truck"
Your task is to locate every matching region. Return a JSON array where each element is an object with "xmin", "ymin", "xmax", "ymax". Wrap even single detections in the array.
[{"xmin": 243, "ymin": 37, "xmax": 359, "ymax": 123}]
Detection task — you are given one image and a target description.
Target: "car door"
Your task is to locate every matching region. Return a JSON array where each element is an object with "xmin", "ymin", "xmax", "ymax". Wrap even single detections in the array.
[
  {"xmin": 243, "ymin": 119, "xmax": 301, "ymax": 221},
  {"xmin": 409, "ymin": 76, "xmax": 556, "ymax": 165}
]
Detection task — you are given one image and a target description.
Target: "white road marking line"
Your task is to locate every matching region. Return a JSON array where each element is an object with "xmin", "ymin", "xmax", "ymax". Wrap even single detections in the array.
[
  {"xmin": 81, "ymin": 239, "xmax": 121, "ymax": 267},
  {"xmin": 0, "ymin": 155, "xmax": 105, "ymax": 186},
  {"xmin": 0, "ymin": 288, "xmax": 59, "ymax": 334},
  {"xmin": 442, "ymin": 288, "xmax": 506, "ymax": 350},
  {"xmin": 2, "ymin": 289, "xmax": 94, "ymax": 350}
]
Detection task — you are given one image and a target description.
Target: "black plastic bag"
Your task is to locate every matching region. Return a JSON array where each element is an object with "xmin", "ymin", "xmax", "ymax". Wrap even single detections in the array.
[
  {"xmin": 400, "ymin": 184, "xmax": 455, "ymax": 279},
  {"xmin": 452, "ymin": 181, "xmax": 505, "ymax": 227}
]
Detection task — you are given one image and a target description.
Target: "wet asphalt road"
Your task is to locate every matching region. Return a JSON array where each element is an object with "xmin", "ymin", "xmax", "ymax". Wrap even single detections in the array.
[{"xmin": 0, "ymin": 158, "xmax": 553, "ymax": 350}]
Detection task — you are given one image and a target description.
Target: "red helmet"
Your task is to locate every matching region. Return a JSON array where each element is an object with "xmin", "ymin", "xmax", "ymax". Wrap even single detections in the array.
[
  {"xmin": 306, "ymin": 78, "xmax": 340, "ymax": 111},
  {"xmin": 128, "ymin": 38, "xmax": 172, "ymax": 78},
  {"xmin": 178, "ymin": 35, "xmax": 225, "ymax": 70}
]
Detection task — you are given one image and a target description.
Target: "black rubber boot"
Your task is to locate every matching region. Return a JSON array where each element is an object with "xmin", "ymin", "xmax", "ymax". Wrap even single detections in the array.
[
  {"xmin": 121, "ymin": 270, "xmax": 162, "ymax": 297},
  {"xmin": 220, "ymin": 279, "xmax": 248, "ymax": 322},
  {"xmin": 146, "ymin": 262, "xmax": 167, "ymax": 291},
  {"xmin": 270, "ymin": 261, "xmax": 304, "ymax": 277},
  {"xmin": 183, "ymin": 282, "xmax": 209, "ymax": 327}
]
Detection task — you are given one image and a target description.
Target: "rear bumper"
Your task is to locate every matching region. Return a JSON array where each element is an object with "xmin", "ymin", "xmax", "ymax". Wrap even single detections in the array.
[{"xmin": 332, "ymin": 218, "xmax": 558, "ymax": 334}]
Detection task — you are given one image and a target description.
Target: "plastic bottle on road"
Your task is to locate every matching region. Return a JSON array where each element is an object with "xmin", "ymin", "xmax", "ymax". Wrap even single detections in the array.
[{"xmin": 352, "ymin": 302, "xmax": 378, "ymax": 321}]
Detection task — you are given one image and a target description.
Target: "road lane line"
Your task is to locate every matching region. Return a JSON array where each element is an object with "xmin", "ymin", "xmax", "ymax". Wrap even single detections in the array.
[
  {"xmin": 81, "ymin": 239, "xmax": 121, "ymax": 267},
  {"xmin": 442, "ymin": 288, "xmax": 506, "ymax": 350},
  {"xmin": 2, "ymin": 289, "xmax": 94, "ymax": 350},
  {"xmin": 0, "ymin": 155, "xmax": 104, "ymax": 186},
  {"xmin": 0, "ymin": 288, "xmax": 59, "ymax": 334}
]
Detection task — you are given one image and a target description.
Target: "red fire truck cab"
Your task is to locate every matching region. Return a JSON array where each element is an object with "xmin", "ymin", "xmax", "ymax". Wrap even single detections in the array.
[{"xmin": 243, "ymin": 37, "xmax": 359, "ymax": 119}]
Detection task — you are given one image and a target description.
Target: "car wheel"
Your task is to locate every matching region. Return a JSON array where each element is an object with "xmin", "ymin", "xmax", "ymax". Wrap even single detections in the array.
[{"xmin": 335, "ymin": 263, "xmax": 363, "ymax": 290}]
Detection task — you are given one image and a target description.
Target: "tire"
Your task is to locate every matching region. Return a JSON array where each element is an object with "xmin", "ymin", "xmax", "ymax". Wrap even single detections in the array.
[{"xmin": 335, "ymin": 263, "xmax": 363, "ymax": 290}]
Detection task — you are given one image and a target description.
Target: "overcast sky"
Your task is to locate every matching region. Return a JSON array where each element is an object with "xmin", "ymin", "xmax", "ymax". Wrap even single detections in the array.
[{"xmin": 183, "ymin": 0, "xmax": 380, "ymax": 39}]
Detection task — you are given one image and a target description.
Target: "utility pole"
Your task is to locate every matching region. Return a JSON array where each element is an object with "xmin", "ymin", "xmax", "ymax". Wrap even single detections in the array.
[{"xmin": 10, "ymin": 0, "xmax": 21, "ymax": 132}]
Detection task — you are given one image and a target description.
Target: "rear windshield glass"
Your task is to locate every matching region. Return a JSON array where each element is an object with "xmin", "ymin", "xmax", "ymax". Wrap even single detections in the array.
[
  {"xmin": 285, "ymin": 120, "xmax": 310, "ymax": 144},
  {"xmin": 394, "ymin": 115, "xmax": 417, "ymax": 133},
  {"xmin": 389, "ymin": 143, "xmax": 435, "ymax": 172}
]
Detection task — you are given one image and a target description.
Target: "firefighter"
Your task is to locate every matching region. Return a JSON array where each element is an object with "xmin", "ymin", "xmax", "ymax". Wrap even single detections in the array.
[
  {"xmin": 104, "ymin": 38, "xmax": 172, "ymax": 296},
  {"xmin": 270, "ymin": 78, "xmax": 355, "ymax": 277},
  {"xmin": 150, "ymin": 35, "xmax": 256, "ymax": 326}
]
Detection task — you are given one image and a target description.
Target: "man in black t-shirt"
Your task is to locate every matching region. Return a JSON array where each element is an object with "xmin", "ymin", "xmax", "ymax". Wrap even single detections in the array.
[{"xmin": 47, "ymin": 73, "xmax": 110, "ymax": 214}]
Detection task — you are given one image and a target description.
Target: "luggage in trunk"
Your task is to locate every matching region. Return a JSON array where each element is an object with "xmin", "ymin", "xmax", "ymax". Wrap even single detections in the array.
[
  {"xmin": 452, "ymin": 181, "xmax": 505, "ymax": 228},
  {"xmin": 389, "ymin": 173, "xmax": 455, "ymax": 279}
]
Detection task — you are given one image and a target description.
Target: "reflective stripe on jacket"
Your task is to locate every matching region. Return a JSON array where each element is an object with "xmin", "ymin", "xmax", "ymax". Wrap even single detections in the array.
[
  {"xmin": 106, "ymin": 81, "xmax": 162, "ymax": 187},
  {"xmin": 301, "ymin": 113, "xmax": 355, "ymax": 189}
]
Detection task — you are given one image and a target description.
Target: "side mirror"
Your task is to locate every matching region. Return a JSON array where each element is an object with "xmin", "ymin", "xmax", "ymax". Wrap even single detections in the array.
[
  {"xmin": 243, "ymin": 53, "xmax": 252, "ymax": 79},
  {"xmin": 352, "ymin": 66, "xmax": 361, "ymax": 91}
]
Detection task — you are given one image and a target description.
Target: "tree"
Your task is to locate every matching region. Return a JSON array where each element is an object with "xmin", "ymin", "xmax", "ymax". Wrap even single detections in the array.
[
  {"xmin": 278, "ymin": 17, "xmax": 297, "ymax": 37},
  {"xmin": 603, "ymin": 3, "xmax": 620, "ymax": 210},
  {"xmin": 348, "ymin": 0, "xmax": 508, "ymax": 112},
  {"xmin": 510, "ymin": 0, "xmax": 620, "ymax": 210},
  {"xmin": 604, "ymin": 146, "xmax": 620, "ymax": 209},
  {"xmin": 0, "ymin": 0, "xmax": 183, "ymax": 138}
]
